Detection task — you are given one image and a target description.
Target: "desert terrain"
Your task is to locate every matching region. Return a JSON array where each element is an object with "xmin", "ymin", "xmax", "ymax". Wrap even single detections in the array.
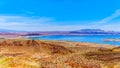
[{"xmin": 0, "ymin": 39, "xmax": 120, "ymax": 68}]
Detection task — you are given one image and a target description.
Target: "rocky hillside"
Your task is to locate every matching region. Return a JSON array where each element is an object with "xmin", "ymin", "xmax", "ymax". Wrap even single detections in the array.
[
  {"xmin": 1, "ymin": 40, "xmax": 120, "ymax": 68},
  {"xmin": 0, "ymin": 40, "xmax": 72, "ymax": 55}
]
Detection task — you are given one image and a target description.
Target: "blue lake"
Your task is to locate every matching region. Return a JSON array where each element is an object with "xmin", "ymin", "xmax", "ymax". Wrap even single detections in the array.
[{"xmin": 29, "ymin": 35, "xmax": 120, "ymax": 46}]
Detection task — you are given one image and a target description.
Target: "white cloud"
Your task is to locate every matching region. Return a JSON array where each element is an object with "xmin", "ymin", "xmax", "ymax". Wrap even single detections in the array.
[
  {"xmin": 98, "ymin": 9, "xmax": 120, "ymax": 23},
  {"xmin": 0, "ymin": 16, "xmax": 55, "ymax": 31},
  {"xmin": 0, "ymin": 15, "xmax": 91, "ymax": 31},
  {"xmin": 0, "ymin": 9, "xmax": 120, "ymax": 31}
]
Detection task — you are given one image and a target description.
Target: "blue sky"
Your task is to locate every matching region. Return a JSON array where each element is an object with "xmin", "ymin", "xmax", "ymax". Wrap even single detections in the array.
[{"xmin": 0, "ymin": 0, "xmax": 120, "ymax": 31}]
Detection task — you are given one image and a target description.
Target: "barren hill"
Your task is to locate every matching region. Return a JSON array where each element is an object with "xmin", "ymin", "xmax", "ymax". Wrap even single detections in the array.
[
  {"xmin": 1, "ymin": 40, "xmax": 120, "ymax": 68},
  {"xmin": 0, "ymin": 40, "xmax": 72, "ymax": 56}
]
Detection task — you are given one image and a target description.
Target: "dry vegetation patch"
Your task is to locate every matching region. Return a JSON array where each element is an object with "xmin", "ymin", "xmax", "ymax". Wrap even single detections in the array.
[{"xmin": 1, "ymin": 40, "xmax": 120, "ymax": 68}]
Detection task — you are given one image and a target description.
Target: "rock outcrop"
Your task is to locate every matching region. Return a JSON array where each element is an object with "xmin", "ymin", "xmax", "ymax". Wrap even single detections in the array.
[
  {"xmin": 112, "ymin": 46, "xmax": 120, "ymax": 52},
  {"xmin": 0, "ymin": 40, "xmax": 72, "ymax": 55}
]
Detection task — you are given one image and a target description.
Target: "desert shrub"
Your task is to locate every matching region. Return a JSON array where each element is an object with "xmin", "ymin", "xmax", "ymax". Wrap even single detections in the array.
[{"xmin": 0, "ymin": 57, "xmax": 41, "ymax": 68}]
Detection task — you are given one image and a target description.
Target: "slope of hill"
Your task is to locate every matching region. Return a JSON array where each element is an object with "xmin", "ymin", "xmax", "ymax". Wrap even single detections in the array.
[
  {"xmin": 1, "ymin": 40, "xmax": 120, "ymax": 68},
  {"xmin": 0, "ymin": 40, "xmax": 72, "ymax": 55}
]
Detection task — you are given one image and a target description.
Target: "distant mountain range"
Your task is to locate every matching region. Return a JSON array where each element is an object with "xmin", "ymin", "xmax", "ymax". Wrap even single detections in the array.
[
  {"xmin": 70, "ymin": 29, "xmax": 120, "ymax": 35},
  {"xmin": 0, "ymin": 29, "xmax": 120, "ymax": 35}
]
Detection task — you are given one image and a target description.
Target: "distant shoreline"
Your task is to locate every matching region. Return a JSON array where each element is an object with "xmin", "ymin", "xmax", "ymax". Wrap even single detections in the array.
[
  {"xmin": 27, "ymin": 35, "xmax": 120, "ymax": 46},
  {"xmin": 0, "ymin": 34, "xmax": 120, "ymax": 46},
  {"xmin": 23, "ymin": 34, "xmax": 120, "ymax": 37},
  {"xmin": 27, "ymin": 38, "xmax": 118, "ymax": 47},
  {"xmin": 24, "ymin": 34, "xmax": 120, "ymax": 38}
]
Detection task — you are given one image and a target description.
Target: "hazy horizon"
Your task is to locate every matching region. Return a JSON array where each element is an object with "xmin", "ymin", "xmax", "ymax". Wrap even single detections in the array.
[{"xmin": 0, "ymin": 0, "xmax": 120, "ymax": 31}]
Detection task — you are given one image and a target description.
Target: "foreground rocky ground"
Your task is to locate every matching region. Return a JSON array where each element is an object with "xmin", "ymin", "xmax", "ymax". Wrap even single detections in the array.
[{"xmin": 0, "ymin": 40, "xmax": 120, "ymax": 68}]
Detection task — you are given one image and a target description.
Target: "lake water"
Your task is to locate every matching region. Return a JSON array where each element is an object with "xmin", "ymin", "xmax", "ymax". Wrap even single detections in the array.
[{"xmin": 29, "ymin": 35, "xmax": 120, "ymax": 46}]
